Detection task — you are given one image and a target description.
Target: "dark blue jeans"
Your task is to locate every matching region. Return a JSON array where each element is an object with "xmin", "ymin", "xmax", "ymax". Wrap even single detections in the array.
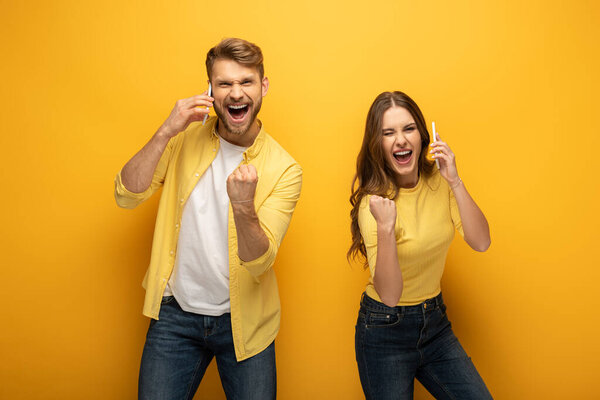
[
  {"xmin": 139, "ymin": 296, "xmax": 276, "ymax": 400},
  {"xmin": 355, "ymin": 293, "xmax": 492, "ymax": 400}
]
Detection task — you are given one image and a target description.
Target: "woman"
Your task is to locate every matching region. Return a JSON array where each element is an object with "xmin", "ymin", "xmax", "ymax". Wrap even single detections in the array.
[{"xmin": 349, "ymin": 91, "xmax": 493, "ymax": 400}]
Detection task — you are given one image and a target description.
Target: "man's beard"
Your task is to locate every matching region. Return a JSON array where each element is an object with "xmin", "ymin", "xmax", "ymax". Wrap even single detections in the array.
[{"xmin": 214, "ymin": 97, "xmax": 263, "ymax": 136}]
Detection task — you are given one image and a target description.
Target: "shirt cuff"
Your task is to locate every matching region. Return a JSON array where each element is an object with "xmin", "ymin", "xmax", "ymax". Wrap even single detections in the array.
[
  {"xmin": 237, "ymin": 242, "xmax": 275, "ymax": 277},
  {"xmin": 114, "ymin": 171, "xmax": 153, "ymax": 208}
]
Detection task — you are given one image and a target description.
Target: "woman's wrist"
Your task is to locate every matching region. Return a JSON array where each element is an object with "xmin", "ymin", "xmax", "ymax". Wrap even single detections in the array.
[
  {"xmin": 376, "ymin": 222, "xmax": 396, "ymax": 235},
  {"xmin": 449, "ymin": 177, "xmax": 462, "ymax": 189}
]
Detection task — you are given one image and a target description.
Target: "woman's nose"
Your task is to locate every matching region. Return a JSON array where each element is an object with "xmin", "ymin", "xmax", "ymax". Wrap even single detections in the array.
[{"xmin": 395, "ymin": 133, "xmax": 408, "ymax": 147}]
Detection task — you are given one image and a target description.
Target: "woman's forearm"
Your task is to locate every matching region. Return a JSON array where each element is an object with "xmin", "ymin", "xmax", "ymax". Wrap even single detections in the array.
[
  {"xmin": 451, "ymin": 179, "xmax": 491, "ymax": 252},
  {"xmin": 373, "ymin": 225, "xmax": 403, "ymax": 307}
]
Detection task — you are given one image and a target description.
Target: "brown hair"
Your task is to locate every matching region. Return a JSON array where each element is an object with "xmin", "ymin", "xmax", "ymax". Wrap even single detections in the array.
[
  {"xmin": 205, "ymin": 38, "xmax": 264, "ymax": 81},
  {"xmin": 348, "ymin": 91, "xmax": 434, "ymax": 265}
]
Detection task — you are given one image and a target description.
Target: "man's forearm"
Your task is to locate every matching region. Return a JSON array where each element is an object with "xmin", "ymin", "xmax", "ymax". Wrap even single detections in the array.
[
  {"xmin": 231, "ymin": 202, "xmax": 269, "ymax": 262},
  {"xmin": 121, "ymin": 129, "xmax": 171, "ymax": 193}
]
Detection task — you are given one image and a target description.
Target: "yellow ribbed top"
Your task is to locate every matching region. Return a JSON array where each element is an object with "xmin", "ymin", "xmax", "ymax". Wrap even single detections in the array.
[{"xmin": 358, "ymin": 170, "xmax": 463, "ymax": 305}]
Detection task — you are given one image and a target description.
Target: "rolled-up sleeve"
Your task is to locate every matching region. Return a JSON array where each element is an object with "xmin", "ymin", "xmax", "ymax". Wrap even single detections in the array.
[
  {"xmin": 114, "ymin": 139, "xmax": 173, "ymax": 209},
  {"xmin": 239, "ymin": 163, "xmax": 303, "ymax": 276}
]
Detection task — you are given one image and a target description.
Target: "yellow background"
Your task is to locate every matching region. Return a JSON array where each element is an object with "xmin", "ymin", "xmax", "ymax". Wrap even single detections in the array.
[{"xmin": 1, "ymin": 1, "xmax": 598, "ymax": 398}]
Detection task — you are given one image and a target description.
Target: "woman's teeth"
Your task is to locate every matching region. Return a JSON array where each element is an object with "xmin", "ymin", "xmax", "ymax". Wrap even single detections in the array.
[{"xmin": 394, "ymin": 150, "xmax": 412, "ymax": 161}]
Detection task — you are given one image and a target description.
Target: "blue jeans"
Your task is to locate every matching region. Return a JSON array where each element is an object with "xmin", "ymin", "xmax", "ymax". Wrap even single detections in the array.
[
  {"xmin": 139, "ymin": 296, "xmax": 276, "ymax": 400},
  {"xmin": 355, "ymin": 293, "xmax": 492, "ymax": 400}
]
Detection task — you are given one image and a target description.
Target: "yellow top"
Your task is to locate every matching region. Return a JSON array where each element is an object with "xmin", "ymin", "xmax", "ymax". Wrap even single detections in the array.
[
  {"xmin": 358, "ymin": 170, "xmax": 463, "ymax": 305},
  {"xmin": 114, "ymin": 117, "xmax": 302, "ymax": 361}
]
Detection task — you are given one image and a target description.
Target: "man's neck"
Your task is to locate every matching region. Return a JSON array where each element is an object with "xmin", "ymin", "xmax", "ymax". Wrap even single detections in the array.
[{"xmin": 217, "ymin": 119, "xmax": 260, "ymax": 147}]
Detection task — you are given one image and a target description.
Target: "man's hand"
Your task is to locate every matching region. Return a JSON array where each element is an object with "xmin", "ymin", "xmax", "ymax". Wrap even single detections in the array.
[
  {"xmin": 158, "ymin": 92, "xmax": 214, "ymax": 139},
  {"xmin": 227, "ymin": 164, "xmax": 258, "ymax": 203},
  {"xmin": 227, "ymin": 164, "xmax": 268, "ymax": 263}
]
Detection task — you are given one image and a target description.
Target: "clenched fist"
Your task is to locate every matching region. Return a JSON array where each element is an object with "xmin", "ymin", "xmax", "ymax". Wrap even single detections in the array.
[
  {"xmin": 369, "ymin": 195, "xmax": 397, "ymax": 230},
  {"xmin": 227, "ymin": 164, "xmax": 258, "ymax": 203}
]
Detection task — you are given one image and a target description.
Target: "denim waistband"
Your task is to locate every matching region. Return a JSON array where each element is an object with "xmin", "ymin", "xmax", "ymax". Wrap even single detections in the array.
[{"xmin": 360, "ymin": 292, "xmax": 444, "ymax": 314}]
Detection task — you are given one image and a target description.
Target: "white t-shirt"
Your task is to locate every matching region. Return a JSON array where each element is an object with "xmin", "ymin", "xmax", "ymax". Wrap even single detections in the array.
[{"xmin": 165, "ymin": 136, "xmax": 246, "ymax": 316}]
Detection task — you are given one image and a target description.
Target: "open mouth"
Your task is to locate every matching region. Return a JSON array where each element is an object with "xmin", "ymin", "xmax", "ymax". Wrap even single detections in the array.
[
  {"xmin": 227, "ymin": 103, "xmax": 249, "ymax": 122},
  {"xmin": 393, "ymin": 150, "xmax": 412, "ymax": 164}
]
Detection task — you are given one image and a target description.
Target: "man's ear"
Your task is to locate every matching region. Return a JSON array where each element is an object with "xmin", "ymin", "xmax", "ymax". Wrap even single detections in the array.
[{"xmin": 261, "ymin": 77, "xmax": 269, "ymax": 97}]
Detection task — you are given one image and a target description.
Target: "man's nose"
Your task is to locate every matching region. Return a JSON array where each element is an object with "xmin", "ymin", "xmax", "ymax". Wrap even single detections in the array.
[{"xmin": 230, "ymin": 83, "xmax": 243, "ymax": 100}]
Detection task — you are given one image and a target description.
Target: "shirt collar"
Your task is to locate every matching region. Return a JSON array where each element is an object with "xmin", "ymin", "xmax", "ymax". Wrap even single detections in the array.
[{"xmin": 210, "ymin": 118, "xmax": 266, "ymax": 161}]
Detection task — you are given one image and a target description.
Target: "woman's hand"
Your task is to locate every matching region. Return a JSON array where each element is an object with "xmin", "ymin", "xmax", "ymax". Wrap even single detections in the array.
[
  {"xmin": 369, "ymin": 195, "xmax": 396, "ymax": 231},
  {"xmin": 369, "ymin": 195, "xmax": 402, "ymax": 306},
  {"xmin": 431, "ymin": 134, "xmax": 491, "ymax": 251},
  {"xmin": 430, "ymin": 134, "xmax": 461, "ymax": 188}
]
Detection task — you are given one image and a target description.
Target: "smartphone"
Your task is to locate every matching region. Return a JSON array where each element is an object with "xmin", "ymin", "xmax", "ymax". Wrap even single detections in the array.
[
  {"xmin": 202, "ymin": 83, "xmax": 212, "ymax": 125},
  {"xmin": 427, "ymin": 121, "xmax": 440, "ymax": 169}
]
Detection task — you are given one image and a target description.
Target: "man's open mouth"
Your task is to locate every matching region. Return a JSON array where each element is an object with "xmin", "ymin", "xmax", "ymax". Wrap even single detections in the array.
[
  {"xmin": 393, "ymin": 150, "xmax": 412, "ymax": 164},
  {"xmin": 227, "ymin": 104, "xmax": 249, "ymax": 121}
]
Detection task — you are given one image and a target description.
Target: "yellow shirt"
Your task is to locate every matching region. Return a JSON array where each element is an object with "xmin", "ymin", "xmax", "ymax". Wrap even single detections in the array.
[
  {"xmin": 358, "ymin": 170, "xmax": 463, "ymax": 306},
  {"xmin": 114, "ymin": 117, "xmax": 302, "ymax": 361}
]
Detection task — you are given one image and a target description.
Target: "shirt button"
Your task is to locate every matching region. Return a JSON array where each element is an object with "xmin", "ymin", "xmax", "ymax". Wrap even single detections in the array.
[
  {"xmin": 169, "ymin": 250, "xmax": 174, "ymax": 255},
  {"xmin": 195, "ymin": 173, "xmax": 199, "ymax": 177},
  {"xmin": 175, "ymin": 224, "xmax": 179, "ymax": 229},
  {"xmin": 180, "ymin": 198, "xmax": 184, "ymax": 203}
]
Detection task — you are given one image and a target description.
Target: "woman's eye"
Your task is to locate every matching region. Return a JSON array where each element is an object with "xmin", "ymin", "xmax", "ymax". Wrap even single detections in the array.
[{"xmin": 405, "ymin": 127, "xmax": 415, "ymax": 132}]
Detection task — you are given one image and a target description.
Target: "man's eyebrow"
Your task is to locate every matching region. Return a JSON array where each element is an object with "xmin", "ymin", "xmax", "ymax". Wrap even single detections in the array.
[{"xmin": 214, "ymin": 75, "xmax": 257, "ymax": 84}]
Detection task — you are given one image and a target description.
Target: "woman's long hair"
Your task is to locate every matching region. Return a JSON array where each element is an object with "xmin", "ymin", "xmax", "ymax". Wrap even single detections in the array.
[{"xmin": 348, "ymin": 91, "xmax": 434, "ymax": 266}]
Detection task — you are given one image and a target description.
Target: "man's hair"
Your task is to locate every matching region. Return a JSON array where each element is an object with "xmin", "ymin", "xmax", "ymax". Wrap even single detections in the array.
[{"xmin": 205, "ymin": 38, "xmax": 264, "ymax": 81}]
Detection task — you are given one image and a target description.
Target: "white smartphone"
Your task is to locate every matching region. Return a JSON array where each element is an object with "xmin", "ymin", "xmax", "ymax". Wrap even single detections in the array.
[
  {"xmin": 202, "ymin": 83, "xmax": 212, "ymax": 125},
  {"xmin": 432, "ymin": 121, "xmax": 440, "ymax": 169}
]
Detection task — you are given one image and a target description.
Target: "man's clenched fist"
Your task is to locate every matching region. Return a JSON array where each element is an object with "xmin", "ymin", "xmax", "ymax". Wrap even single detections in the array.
[{"xmin": 227, "ymin": 164, "xmax": 258, "ymax": 203}]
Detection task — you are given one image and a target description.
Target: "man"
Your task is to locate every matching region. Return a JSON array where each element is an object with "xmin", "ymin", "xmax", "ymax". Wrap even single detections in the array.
[{"xmin": 115, "ymin": 38, "xmax": 302, "ymax": 399}]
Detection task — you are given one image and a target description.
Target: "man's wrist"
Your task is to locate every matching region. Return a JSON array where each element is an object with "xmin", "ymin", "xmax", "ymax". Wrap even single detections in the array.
[
  {"xmin": 230, "ymin": 200, "xmax": 256, "ymax": 214},
  {"xmin": 155, "ymin": 126, "xmax": 175, "ymax": 142}
]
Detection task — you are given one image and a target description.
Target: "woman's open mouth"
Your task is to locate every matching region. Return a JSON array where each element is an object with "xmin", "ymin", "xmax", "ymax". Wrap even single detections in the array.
[
  {"xmin": 227, "ymin": 103, "xmax": 250, "ymax": 123},
  {"xmin": 393, "ymin": 150, "xmax": 412, "ymax": 165}
]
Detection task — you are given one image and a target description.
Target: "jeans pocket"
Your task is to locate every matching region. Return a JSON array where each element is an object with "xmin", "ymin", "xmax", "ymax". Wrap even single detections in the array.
[
  {"xmin": 161, "ymin": 295, "xmax": 175, "ymax": 305},
  {"xmin": 438, "ymin": 303, "xmax": 447, "ymax": 317},
  {"xmin": 366, "ymin": 311, "xmax": 402, "ymax": 328}
]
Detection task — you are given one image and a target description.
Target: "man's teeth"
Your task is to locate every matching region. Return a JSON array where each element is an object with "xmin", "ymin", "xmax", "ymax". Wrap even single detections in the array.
[
  {"xmin": 394, "ymin": 150, "xmax": 411, "ymax": 156},
  {"xmin": 228, "ymin": 104, "xmax": 247, "ymax": 109}
]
